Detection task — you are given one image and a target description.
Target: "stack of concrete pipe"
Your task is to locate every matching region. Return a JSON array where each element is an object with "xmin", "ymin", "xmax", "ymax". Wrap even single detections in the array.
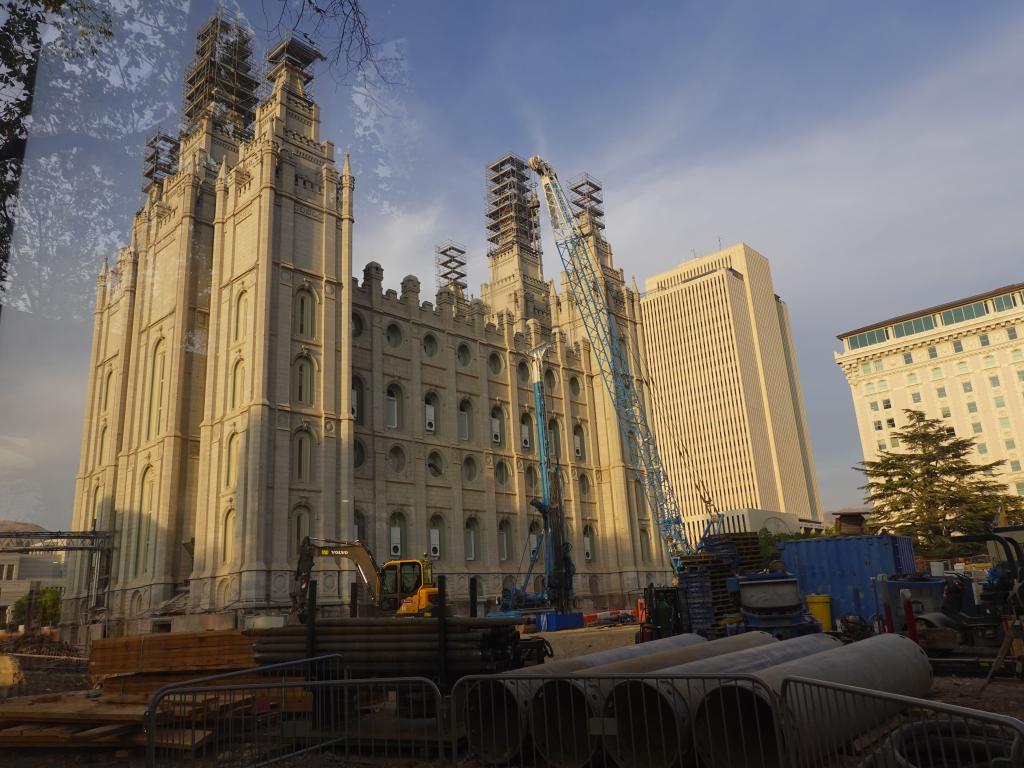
[{"xmin": 466, "ymin": 632, "xmax": 933, "ymax": 768}]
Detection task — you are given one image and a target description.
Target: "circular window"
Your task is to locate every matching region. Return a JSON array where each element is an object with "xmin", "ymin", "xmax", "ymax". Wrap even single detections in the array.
[
  {"xmin": 517, "ymin": 361, "xmax": 529, "ymax": 385},
  {"xmin": 352, "ymin": 312, "xmax": 364, "ymax": 338},
  {"xmin": 544, "ymin": 369, "xmax": 557, "ymax": 391},
  {"xmin": 495, "ymin": 460, "xmax": 509, "ymax": 485},
  {"xmin": 422, "ymin": 333, "xmax": 438, "ymax": 357},
  {"xmin": 457, "ymin": 343, "xmax": 472, "ymax": 367},
  {"xmin": 579, "ymin": 472, "xmax": 590, "ymax": 496},
  {"xmin": 385, "ymin": 323, "xmax": 403, "ymax": 348},
  {"xmin": 570, "ymin": 376, "xmax": 581, "ymax": 397},
  {"xmin": 388, "ymin": 445, "xmax": 406, "ymax": 472},
  {"xmin": 353, "ymin": 439, "xmax": 366, "ymax": 468},
  {"xmin": 462, "ymin": 455, "xmax": 477, "ymax": 482},
  {"xmin": 488, "ymin": 352, "xmax": 503, "ymax": 375},
  {"xmin": 426, "ymin": 451, "xmax": 444, "ymax": 478},
  {"xmin": 525, "ymin": 465, "xmax": 537, "ymax": 490}
]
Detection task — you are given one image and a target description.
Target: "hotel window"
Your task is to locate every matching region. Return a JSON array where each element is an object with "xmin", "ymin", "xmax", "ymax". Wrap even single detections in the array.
[
  {"xmin": 972, "ymin": 423, "xmax": 983, "ymax": 434},
  {"xmin": 873, "ymin": 360, "xmax": 883, "ymax": 372},
  {"xmin": 877, "ymin": 440, "xmax": 886, "ymax": 450},
  {"xmin": 882, "ymin": 399, "xmax": 892, "ymax": 410},
  {"xmin": 983, "ymin": 355, "xmax": 995, "ymax": 368},
  {"xmin": 891, "ymin": 437, "xmax": 900, "ymax": 448},
  {"xmin": 928, "ymin": 346, "xmax": 938, "ymax": 359},
  {"xmin": 953, "ymin": 340, "xmax": 964, "ymax": 353},
  {"xmin": 993, "ymin": 293, "xmax": 1018, "ymax": 312},
  {"xmin": 903, "ymin": 352, "xmax": 913, "ymax": 365},
  {"xmin": 942, "ymin": 301, "xmax": 988, "ymax": 325},
  {"xmin": 1000, "ymin": 416, "xmax": 1011, "ymax": 430},
  {"xmin": 1018, "ymin": 369, "xmax": 1024, "ymax": 383},
  {"xmin": 967, "ymin": 401, "xmax": 978, "ymax": 413},
  {"xmin": 1017, "ymin": 482, "xmax": 1024, "ymax": 495},
  {"xmin": 980, "ymin": 334, "xmax": 990, "ymax": 347},
  {"xmin": 886, "ymin": 418, "xmax": 895, "ymax": 428},
  {"xmin": 1006, "ymin": 439, "xmax": 1016, "ymax": 451},
  {"xmin": 861, "ymin": 363, "xmax": 871, "ymax": 375},
  {"xmin": 870, "ymin": 401, "xmax": 879, "ymax": 412},
  {"xmin": 873, "ymin": 420, "xmax": 883, "ymax": 431},
  {"xmin": 941, "ymin": 407, "xmax": 951, "ymax": 418},
  {"xmin": 1012, "ymin": 460, "xmax": 1022, "ymax": 473},
  {"xmin": 958, "ymin": 362, "xmax": 969, "ymax": 373},
  {"xmin": 893, "ymin": 316, "xmax": 935, "ymax": 338},
  {"xmin": 937, "ymin": 386, "xmax": 947, "ymax": 398},
  {"xmin": 848, "ymin": 327, "xmax": 889, "ymax": 350},
  {"xmin": 978, "ymin": 443, "xmax": 988, "ymax": 455},
  {"xmin": 879, "ymin": 379, "xmax": 889, "ymax": 391},
  {"xmin": 1009, "ymin": 327, "xmax": 1018, "ymax": 341},
  {"xmin": 866, "ymin": 383, "xmax": 876, "ymax": 394},
  {"xmin": 1014, "ymin": 350, "xmax": 1024, "ymax": 362},
  {"xmin": 962, "ymin": 382, "xmax": 973, "ymax": 393},
  {"xmin": 911, "ymin": 392, "xmax": 922, "ymax": 404},
  {"xmin": 995, "ymin": 396, "xmax": 1006, "ymax": 408},
  {"xmin": 931, "ymin": 367, "xmax": 942, "ymax": 380},
  {"xmin": 990, "ymin": 375, "xmax": 1001, "ymax": 388},
  {"xmin": 907, "ymin": 372, "xmax": 918, "ymax": 384}
]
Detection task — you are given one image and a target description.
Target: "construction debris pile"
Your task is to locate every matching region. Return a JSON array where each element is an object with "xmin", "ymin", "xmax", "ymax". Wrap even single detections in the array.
[{"xmin": 674, "ymin": 532, "xmax": 764, "ymax": 635}]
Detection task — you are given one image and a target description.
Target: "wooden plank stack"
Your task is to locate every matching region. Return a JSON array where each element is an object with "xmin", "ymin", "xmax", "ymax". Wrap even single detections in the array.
[{"xmin": 89, "ymin": 629, "xmax": 256, "ymax": 677}]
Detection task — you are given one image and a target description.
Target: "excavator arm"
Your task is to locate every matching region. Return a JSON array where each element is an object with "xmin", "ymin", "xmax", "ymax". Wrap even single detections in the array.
[{"xmin": 292, "ymin": 536, "xmax": 383, "ymax": 617}]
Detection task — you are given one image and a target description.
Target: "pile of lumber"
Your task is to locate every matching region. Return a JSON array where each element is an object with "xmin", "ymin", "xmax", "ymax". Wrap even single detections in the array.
[
  {"xmin": 0, "ymin": 691, "xmax": 158, "ymax": 749},
  {"xmin": 89, "ymin": 629, "xmax": 256, "ymax": 677}
]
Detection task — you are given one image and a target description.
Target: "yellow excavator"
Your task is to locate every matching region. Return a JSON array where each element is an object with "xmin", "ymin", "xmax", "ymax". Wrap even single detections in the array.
[{"xmin": 292, "ymin": 536, "xmax": 439, "ymax": 621}]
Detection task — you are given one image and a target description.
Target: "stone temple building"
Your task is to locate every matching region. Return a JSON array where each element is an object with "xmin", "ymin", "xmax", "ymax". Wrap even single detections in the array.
[{"xmin": 64, "ymin": 18, "xmax": 669, "ymax": 640}]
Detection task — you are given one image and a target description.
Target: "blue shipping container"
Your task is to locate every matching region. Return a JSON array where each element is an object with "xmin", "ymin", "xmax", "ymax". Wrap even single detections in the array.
[{"xmin": 778, "ymin": 534, "xmax": 917, "ymax": 625}]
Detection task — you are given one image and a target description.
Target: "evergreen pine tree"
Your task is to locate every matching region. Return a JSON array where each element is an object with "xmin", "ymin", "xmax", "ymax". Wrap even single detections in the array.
[{"xmin": 857, "ymin": 409, "xmax": 1024, "ymax": 556}]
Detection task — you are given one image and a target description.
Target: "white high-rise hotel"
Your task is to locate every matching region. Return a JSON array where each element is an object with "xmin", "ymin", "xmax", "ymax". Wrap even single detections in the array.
[{"xmin": 836, "ymin": 283, "xmax": 1024, "ymax": 497}]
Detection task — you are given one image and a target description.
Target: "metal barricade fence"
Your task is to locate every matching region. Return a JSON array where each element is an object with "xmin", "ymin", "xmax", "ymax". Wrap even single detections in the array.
[
  {"xmin": 146, "ymin": 671, "xmax": 443, "ymax": 767},
  {"xmin": 451, "ymin": 671, "xmax": 787, "ymax": 768},
  {"xmin": 780, "ymin": 675, "xmax": 1024, "ymax": 768}
]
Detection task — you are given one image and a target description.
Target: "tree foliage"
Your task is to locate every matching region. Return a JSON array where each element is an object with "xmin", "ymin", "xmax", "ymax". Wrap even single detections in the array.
[
  {"xmin": 11, "ymin": 586, "xmax": 62, "ymax": 627},
  {"xmin": 857, "ymin": 409, "xmax": 1024, "ymax": 556}
]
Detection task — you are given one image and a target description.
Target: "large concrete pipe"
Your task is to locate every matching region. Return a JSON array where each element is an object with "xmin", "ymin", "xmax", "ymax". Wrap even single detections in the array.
[
  {"xmin": 694, "ymin": 633, "xmax": 933, "ymax": 768},
  {"xmin": 465, "ymin": 632, "xmax": 706, "ymax": 763},
  {"xmin": 529, "ymin": 633, "xmax": 777, "ymax": 768},
  {"xmin": 605, "ymin": 633, "xmax": 841, "ymax": 768}
]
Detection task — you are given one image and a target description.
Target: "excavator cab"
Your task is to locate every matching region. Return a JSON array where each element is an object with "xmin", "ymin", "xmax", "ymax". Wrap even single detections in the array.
[{"xmin": 381, "ymin": 558, "xmax": 438, "ymax": 616}]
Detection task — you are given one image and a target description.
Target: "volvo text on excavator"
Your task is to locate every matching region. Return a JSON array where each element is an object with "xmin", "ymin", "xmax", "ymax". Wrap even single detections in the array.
[{"xmin": 292, "ymin": 537, "xmax": 439, "ymax": 621}]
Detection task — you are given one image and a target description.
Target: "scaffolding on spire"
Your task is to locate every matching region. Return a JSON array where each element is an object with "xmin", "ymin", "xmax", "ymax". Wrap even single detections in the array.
[
  {"xmin": 182, "ymin": 10, "xmax": 259, "ymax": 138},
  {"xmin": 485, "ymin": 154, "xmax": 541, "ymax": 259},
  {"xmin": 142, "ymin": 130, "xmax": 180, "ymax": 192},
  {"xmin": 435, "ymin": 241, "xmax": 468, "ymax": 293},
  {"xmin": 568, "ymin": 172, "xmax": 606, "ymax": 237}
]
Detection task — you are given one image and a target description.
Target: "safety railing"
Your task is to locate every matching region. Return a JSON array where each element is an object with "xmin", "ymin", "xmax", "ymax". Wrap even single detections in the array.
[
  {"xmin": 451, "ymin": 671, "xmax": 786, "ymax": 768},
  {"xmin": 780, "ymin": 676, "xmax": 1024, "ymax": 768},
  {"xmin": 146, "ymin": 668, "xmax": 443, "ymax": 767}
]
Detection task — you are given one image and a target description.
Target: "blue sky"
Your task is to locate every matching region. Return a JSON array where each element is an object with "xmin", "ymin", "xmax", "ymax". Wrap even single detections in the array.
[{"xmin": 2, "ymin": 1, "xmax": 1023, "ymax": 527}]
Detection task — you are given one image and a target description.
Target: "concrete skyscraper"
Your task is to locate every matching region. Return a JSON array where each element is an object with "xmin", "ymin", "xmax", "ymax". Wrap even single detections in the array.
[{"xmin": 640, "ymin": 244, "xmax": 823, "ymax": 542}]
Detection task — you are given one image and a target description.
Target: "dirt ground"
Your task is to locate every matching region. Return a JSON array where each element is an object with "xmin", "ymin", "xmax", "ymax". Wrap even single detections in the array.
[{"xmin": 929, "ymin": 674, "xmax": 1024, "ymax": 720}]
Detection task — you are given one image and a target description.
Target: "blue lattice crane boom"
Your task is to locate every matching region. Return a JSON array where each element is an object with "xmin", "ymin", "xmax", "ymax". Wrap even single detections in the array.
[{"xmin": 528, "ymin": 155, "xmax": 695, "ymax": 566}]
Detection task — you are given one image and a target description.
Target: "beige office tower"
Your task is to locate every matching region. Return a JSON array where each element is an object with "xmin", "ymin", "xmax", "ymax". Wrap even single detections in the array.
[
  {"xmin": 836, "ymin": 284, "xmax": 1024, "ymax": 496},
  {"xmin": 641, "ymin": 244, "xmax": 823, "ymax": 543},
  {"xmin": 64, "ymin": 17, "xmax": 667, "ymax": 641}
]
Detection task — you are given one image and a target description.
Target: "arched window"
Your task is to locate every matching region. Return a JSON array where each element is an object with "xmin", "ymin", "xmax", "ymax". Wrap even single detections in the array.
[
  {"xmin": 634, "ymin": 479, "xmax": 647, "ymax": 517},
  {"xmin": 294, "ymin": 289, "xmax": 314, "ymax": 338},
  {"xmin": 495, "ymin": 461, "xmax": 509, "ymax": 485},
  {"xmin": 222, "ymin": 508, "xmax": 236, "ymax": 564},
  {"xmin": 548, "ymin": 418, "xmax": 561, "ymax": 460},
  {"xmin": 147, "ymin": 339, "xmax": 166, "ymax": 440},
  {"xmin": 583, "ymin": 524, "xmax": 596, "ymax": 563},
  {"xmin": 231, "ymin": 360, "xmax": 245, "ymax": 409},
  {"xmin": 424, "ymin": 391, "xmax": 439, "ymax": 434},
  {"xmin": 351, "ymin": 375, "xmax": 364, "ymax": 424},
  {"xmin": 520, "ymin": 412, "xmax": 533, "ymax": 452},
  {"xmin": 544, "ymin": 368, "xmax": 557, "ymax": 392},
  {"xmin": 579, "ymin": 472, "xmax": 591, "ymax": 497},
  {"xmin": 458, "ymin": 398, "xmax": 472, "ymax": 441},
  {"xmin": 102, "ymin": 371, "xmax": 114, "ymax": 411},
  {"xmin": 385, "ymin": 383, "xmax": 403, "ymax": 429},
  {"xmin": 389, "ymin": 511, "xmax": 407, "ymax": 557},
  {"xmin": 573, "ymin": 424, "xmax": 586, "ymax": 460},
  {"xmin": 134, "ymin": 467, "xmax": 155, "ymax": 577},
  {"xmin": 428, "ymin": 514, "xmax": 444, "ymax": 558},
  {"xmin": 225, "ymin": 432, "xmax": 239, "ymax": 488},
  {"xmin": 294, "ymin": 357, "xmax": 313, "ymax": 405},
  {"xmin": 234, "ymin": 291, "xmax": 248, "ymax": 341},
  {"xmin": 292, "ymin": 505, "xmax": 310, "ymax": 558},
  {"xmin": 490, "ymin": 406, "xmax": 505, "ymax": 446},
  {"xmin": 525, "ymin": 465, "xmax": 537, "ymax": 491},
  {"xmin": 96, "ymin": 426, "xmax": 107, "ymax": 468},
  {"xmin": 497, "ymin": 519, "xmax": 511, "ymax": 562},
  {"xmin": 353, "ymin": 509, "xmax": 368, "ymax": 543},
  {"xmin": 639, "ymin": 528, "xmax": 652, "ymax": 563},
  {"xmin": 293, "ymin": 430, "xmax": 312, "ymax": 482},
  {"xmin": 426, "ymin": 450, "xmax": 444, "ymax": 478},
  {"xmin": 91, "ymin": 486, "xmax": 103, "ymax": 530},
  {"xmin": 464, "ymin": 517, "xmax": 479, "ymax": 562}
]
